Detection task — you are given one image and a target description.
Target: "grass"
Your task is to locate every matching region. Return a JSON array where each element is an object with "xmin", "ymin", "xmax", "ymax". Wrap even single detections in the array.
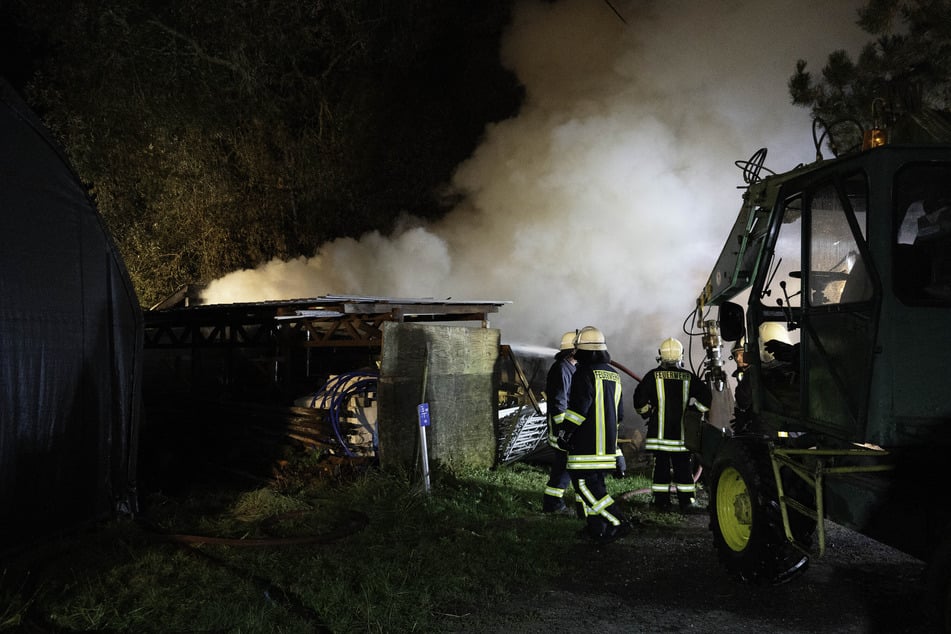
[{"xmin": 0, "ymin": 453, "xmax": 663, "ymax": 633}]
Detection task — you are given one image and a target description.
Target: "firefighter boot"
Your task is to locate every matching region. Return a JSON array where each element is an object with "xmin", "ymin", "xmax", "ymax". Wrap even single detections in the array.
[
  {"xmin": 679, "ymin": 494, "xmax": 703, "ymax": 515},
  {"xmin": 592, "ymin": 520, "xmax": 633, "ymax": 545},
  {"xmin": 542, "ymin": 494, "xmax": 569, "ymax": 514}
]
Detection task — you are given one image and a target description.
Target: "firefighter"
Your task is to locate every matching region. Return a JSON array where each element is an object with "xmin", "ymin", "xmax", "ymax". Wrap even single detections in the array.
[
  {"xmin": 734, "ymin": 323, "xmax": 798, "ymax": 431},
  {"xmin": 556, "ymin": 326, "xmax": 631, "ymax": 544},
  {"xmin": 758, "ymin": 321, "xmax": 799, "ymax": 413},
  {"xmin": 633, "ymin": 337, "xmax": 712, "ymax": 514},
  {"xmin": 542, "ymin": 330, "xmax": 578, "ymax": 514},
  {"xmin": 731, "ymin": 337, "xmax": 749, "ymax": 380},
  {"xmin": 731, "ymin": 336, "xmax": 754, "ymax": 431}
]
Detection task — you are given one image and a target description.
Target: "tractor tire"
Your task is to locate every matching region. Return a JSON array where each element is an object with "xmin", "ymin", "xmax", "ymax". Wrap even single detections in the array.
[{"xmin": 709, "ymin": 439, "xmax": 809, "ymax": 585}]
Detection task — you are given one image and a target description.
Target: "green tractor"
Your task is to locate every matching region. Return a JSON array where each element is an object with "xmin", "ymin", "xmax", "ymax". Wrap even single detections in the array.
[{"xmin": 688, "ymin": 114, "xmax": 951, "ymax": 623}]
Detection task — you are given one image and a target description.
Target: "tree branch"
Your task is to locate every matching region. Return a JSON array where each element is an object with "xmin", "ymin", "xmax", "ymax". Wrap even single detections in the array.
[{"xmin": 147, "ymin": 18, "xmax": 254, "ymax": 87}]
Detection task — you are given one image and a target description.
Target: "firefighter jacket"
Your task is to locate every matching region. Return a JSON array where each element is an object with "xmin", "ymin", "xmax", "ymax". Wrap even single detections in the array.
[
  {"xmin": 633, "ymin": 363, "xmax": 712, "ymax": 453},
  {"xmin": 563, "ymin": 361, "xmax": 623, "ymax": 470},
  {"xmin": 545, "ymin": 355, "xmax": 576, "ymax": 449}
]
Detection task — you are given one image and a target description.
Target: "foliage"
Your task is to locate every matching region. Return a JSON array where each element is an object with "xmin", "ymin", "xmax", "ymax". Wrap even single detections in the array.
[
  {"xmin": 788, "ymin": 0, "xmax": 951, "ymax": 155},
  {"xmin": 2, "ymin": 0, "xmax": 521, "ymax": 306},
  {"xmin": 1, "ymin": 458, "xmax": 659, "ymax": 633}
]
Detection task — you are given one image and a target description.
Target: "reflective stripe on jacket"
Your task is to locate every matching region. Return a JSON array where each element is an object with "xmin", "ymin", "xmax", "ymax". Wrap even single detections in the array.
[
  {"xmin": 633, "ymin": 365, "xmax": 711, "ymax": 453},
  {"xmin": 546, "ymin": 356, "xmax": 576, "ymax": 447},
  {"xmin": 564, "ymin": 363, "xmax": 622, "ymax": 470}
]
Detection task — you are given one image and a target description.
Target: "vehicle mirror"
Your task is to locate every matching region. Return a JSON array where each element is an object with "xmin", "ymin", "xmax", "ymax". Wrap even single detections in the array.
[{"xmin": 718, "ymin": 301, "xmax": 745, "ymax": 342}]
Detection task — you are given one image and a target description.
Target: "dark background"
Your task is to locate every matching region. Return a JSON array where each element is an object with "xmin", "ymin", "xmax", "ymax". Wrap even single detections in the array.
[{"xmin": 0, "ymin": 0, "xmax": 525, "ymax": 306}]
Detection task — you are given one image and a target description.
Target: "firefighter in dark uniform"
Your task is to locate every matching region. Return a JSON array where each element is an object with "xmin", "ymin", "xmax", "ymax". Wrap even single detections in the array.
[
  {"xmin": 542, "ymin": 331, "xmax": 578, "ymax": 513},
  {"xmin": 730, "ymin": 336, "xmax": 754, "ymax": 431},
  {"xmin": 556, "ymin": 326, "xmax": 631, "ymax": 544},
  {"xmin": 633, "ymin": 337, "xmax": 712, "ymax": 513},
  {"xmin": 735, "ymin": 322, "xmax": 799, "ymax": 430}
]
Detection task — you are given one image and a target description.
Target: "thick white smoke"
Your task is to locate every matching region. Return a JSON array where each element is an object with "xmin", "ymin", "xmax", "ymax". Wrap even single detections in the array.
[{"xmin": 202, "ymin": 0, "xmax": 866, "ymax": 372}]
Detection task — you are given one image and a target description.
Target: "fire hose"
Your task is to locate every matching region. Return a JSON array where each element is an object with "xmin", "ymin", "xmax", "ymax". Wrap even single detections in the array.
[
  {"xmin": 609, "ymin": 360, "xmax": 641, "ymax": 382},
  {"xmin": 619, "ymin": 465, "xmax": 703, "ymax": 501},
  {"xmin": 145, "ymin": 509, "xmax": 369, "ymax": 547},
  {"xmin": 135, "ymin": 510, "xmax": 368, "ymax": 633}
]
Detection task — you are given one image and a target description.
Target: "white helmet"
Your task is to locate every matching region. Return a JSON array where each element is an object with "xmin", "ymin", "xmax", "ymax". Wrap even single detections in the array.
[
  {"xmin": 575, "ymin": 326, "xmax": 607, "ymax": 351},
  {"xmin": 559, "ymin": 331, "xmax": 577, "ymax": 351},
  {"xmin": 732, "ymin": 337, "xmax": 748, "ymax": 368},
  {"xmin": 658, "ymin": 337, "xmax": 683, "ymax": 364},
  {"xmin": 759, "ymin": 322, "xmax": 791, "ymax": 363}
]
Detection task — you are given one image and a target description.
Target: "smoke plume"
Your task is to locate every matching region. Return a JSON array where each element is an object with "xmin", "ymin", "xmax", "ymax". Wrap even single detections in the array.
[{"xmin": 202, "ymin": 0, "xmax": 866, "ymax": 372}]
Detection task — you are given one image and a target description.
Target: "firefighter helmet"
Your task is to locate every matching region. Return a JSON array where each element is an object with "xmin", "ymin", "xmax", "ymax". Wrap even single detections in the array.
[
  {"xmin": 732, "ymin": 337, "xmax": 748, "ymax": 368},
  {"xmin": 759, "ymin": 322, "xmax": 791, "ymax": 363},
  {"xmin": 575, "ymin": 326, "xmax": 607, "ymax": 351},
  {"xmin": 658, "ymin": 337, "xmax": 683, "ymax": 365},
  {"xmin": 559, "ymin": 331, "xmax": 577, "ymax": 351}
]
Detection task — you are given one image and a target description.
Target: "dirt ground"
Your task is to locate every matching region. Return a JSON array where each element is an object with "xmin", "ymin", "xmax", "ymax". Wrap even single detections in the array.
[{"xmin": 447, "ymin": 496, "xmax": 939, "ymax": 634}]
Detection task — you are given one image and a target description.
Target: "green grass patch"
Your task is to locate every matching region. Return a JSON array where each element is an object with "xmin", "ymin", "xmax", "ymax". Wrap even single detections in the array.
[{"xmin": 2, "ymin": 457, "xmax": 660, "ymax": 632}]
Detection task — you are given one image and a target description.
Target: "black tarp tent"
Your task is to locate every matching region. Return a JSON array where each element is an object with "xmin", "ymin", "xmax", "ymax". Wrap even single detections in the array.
[{"xmin": 0, "ymin": 78, "xmax": 142, "ymax": 547}]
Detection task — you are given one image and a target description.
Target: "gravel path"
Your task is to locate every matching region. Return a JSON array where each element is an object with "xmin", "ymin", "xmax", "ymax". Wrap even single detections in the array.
[{"xmin": 447, "ymin": 507, "xmax": 936, "ymax": 633}]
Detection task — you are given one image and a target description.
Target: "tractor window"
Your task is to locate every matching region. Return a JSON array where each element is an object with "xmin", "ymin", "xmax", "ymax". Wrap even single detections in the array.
[
  {"xmin": 760, "ymin": 195, "xmax": 802, "ymax": 310},
  {"xmin": 808, "ymin": 176, "xmax": 871, "ymax": 306},
  {"xmin": 894, "ymin": 163, "xmax": 951, "ymax": 305}
]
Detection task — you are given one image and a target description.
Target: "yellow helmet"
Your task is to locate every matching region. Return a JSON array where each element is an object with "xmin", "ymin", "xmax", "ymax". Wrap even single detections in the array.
[
  {"xmin": 575, "ymin": 326, "xmax": 607, "ymax": 351},
  {"xmin": 758, "ymin": 322, "xmax": 791, "ymax": 363},
  {"xmin": 658, "ymin": 337, "xmax": 683, "ymax": 364},
  {"xmin": 559, "ymin": 331, "xmax": 577, "ymax": 351}
]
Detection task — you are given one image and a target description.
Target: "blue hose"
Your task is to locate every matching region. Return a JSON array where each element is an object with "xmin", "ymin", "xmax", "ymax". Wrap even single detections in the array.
[{"xmin": 309, "ymin": 371, "xmax": 379, "ymax": 457}]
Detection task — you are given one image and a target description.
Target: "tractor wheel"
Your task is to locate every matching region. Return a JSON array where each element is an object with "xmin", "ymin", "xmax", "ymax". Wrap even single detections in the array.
[{"xmin": 709, "ymin": 439, "xmax": 809, "ymax": 585}]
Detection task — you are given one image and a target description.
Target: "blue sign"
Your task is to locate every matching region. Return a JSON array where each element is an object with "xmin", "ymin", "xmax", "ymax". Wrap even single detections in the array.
[{"xmin": 417, "ymin": 403, "xmax": 431, "ymax": 427}]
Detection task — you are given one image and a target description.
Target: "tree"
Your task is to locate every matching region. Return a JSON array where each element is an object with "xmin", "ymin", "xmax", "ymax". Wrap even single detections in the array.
[
  {"xmin": 789, "ymin": 0, "xmax": 951, "ymax": 155},
  {"xmin": 3, "ymin": 0, "xmax": 521, "ymax": 306}
]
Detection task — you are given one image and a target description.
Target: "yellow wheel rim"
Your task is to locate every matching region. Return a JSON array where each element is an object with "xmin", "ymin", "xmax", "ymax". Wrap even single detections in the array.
[{"xmin": 717, "ymin": 466, "xmax": 752, "ymax": 552}]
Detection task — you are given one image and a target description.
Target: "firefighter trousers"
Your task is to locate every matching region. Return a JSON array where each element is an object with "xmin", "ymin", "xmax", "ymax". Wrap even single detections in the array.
[
  {"xmin": 543, "ymin": 449, "xmax": 573, "ymax": 512},
  {"xmin": 570, "ymin": 470, "xmax": 624, "ymax": 537},
  {"xmin": 651, "ymin": 450, "xmax": 695, "ymax": 507}
]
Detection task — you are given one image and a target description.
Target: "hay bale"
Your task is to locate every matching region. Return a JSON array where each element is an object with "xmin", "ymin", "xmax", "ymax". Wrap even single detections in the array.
[{"xmin": 377, "ymin": 323, "xmax": 500, "ymax": 471}]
